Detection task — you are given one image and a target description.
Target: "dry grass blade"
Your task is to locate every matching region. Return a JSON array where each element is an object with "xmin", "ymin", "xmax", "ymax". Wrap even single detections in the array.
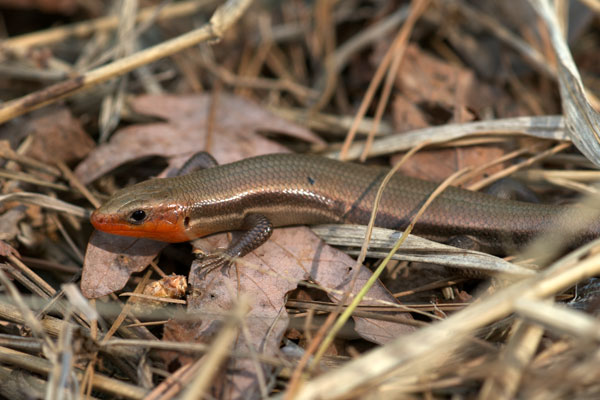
[
  {"xmin": 0, "ymin": 169, "xmax": 69, "ymax": 191},
  {"xmin": 293, "ymin": 238, "xmax": 600, "ymax": 399},
  {"xmin": 0, "ymin": 269, "xmax": 52, "ymax": 347},
  {"xmin": 467, "ymin": 141, "xmax": 571, "ymax": 191},
  {"xmin": 0, "ymin": 193, "xmax": 89, "ymax": 218},
  {"xmin": 478, "ymin": 318, "xmax": 545, "ymax": 399},
  {"xmin": 0, "ymin": 0, "xmax": 254, "ymax": 124},
  {"xmin": 0, "ymin": 142, "xmax": 60, "ymax": 176},
  {"xmin": 516, "ymin": 169, "xmax": 600, "ymax": 195},
  {"xmin": 453, "ymin": 0, "xmax": 554, "ymax": 78},
  {"xmin": 339, "ymin": 0, "xmax": 428, "ymax": 160},
  {"xmin": 100, "ymin": 270, "xmax": 153, "ymax": 345},
  {"xmin": 270, "ymin": 107, "xmax": 395, "ymax": 137},
  {"xmin": 529, "ymin": 0, "xmax": 600, "ymax": 166},
  {"xmin": 311, "ymin": 225, "xmax": 535, "ymax": 277},
  {"xmin": 8, "ymin": 255, "xmax": 56, "ymax": 297},
  {"xmin": 359, "ymin": 0, "xmax": 430, "ymax": 161},
  {"xmin": 0, "ymin": 346, "xmax": 147, "ymax": 399},
  {"xmin": 56, "ymin": 161, "xmax": 101, "ymax": 208},
  {"xmin": 62, "ymin": 284, "xmax": 99, "ymax": 323},
  {"xmin": 310, "ymin": 5, "xmax": 410, "ymax": 111},
  {"xmin": 0, "ymin": 298, "xmax": 142, "ymax": 360},
  {"xmin": 0, "ymin": 0, "xmax": 217, "ymax": 51},
  {"xmin": 327, "ymin": 115, "xmax": 568, "ymax": 159},
  {"xmin": 97, "ymin": 0, "xmax": 138, "ymax": 143},
  {"xmin": 514, "ymin": 298, "xmax": 600, "ymax": 340},
  {"xmin": 517, "ymin": 169, "xmax": 600, "ymax": 182},
  {"xmin": 181, "ymin": 298, "xmax": 249, "ymax": 400}
]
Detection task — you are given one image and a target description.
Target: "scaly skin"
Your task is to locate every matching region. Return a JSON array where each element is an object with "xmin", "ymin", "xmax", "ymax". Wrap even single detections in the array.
[{"xmin": 91, "ymin": 153, "xmax": 600, "ymax": 258}]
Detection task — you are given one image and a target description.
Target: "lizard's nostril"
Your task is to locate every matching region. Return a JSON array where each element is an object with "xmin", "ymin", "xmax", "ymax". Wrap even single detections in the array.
[{"xmin": 90, "ymin": 210, "xmax": 103, "ymax": 228}]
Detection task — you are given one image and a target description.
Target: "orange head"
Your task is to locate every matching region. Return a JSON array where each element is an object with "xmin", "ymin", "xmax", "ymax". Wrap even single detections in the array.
[{"xmin": 90, "ymin": 178, "xmax": 192, "ymax": 243}]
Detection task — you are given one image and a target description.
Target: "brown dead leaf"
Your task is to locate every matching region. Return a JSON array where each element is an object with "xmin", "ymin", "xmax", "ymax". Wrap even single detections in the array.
[
  {"xmin": 392, "ymin": 96, "xmax": 430, "ymax": 132},
  {"xmin": 395, "ymin": 44, "xmax": 494, "ymax": 122},
  {"xmin": 164, "ymin": 228, "xmax": 414, "ymax": 398},
  {"xmin": 391, "ymin": 45, "xmax": 506, "ymax": 183},
  {"xmin": 81, "ymin": 231, "xmax": 166, "ymax": 298},
  {"xmin": 23, "ymin": 106, "xmax": 94, "ymax": 165},
  {"xmin": 74, "ymin": 93, "xmax": 324, "ymax": 184},
  {"xmin": 191, "ymin": 229, "xmax": 415, "ymax": 343},
  {"xmin": 392, "ymin": 145, "xmax": 507, "ymax": 184},
  {"xmin": 455, "ymin": 289, "xmax": 473, "ymax": 303},
  {"xmin": 0, "ymin": 106, "xmax": 94, "ymax": 169}
]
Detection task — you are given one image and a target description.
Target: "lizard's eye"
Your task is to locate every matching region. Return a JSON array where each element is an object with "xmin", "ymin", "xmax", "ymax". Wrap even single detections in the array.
[{"xmin": 129, "ymin": 210, "xmax": 147, "ymax": 224}]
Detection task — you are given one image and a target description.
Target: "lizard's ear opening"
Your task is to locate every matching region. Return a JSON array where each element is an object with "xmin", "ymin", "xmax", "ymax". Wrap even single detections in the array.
[{"xmin": 128, "ymin": 210, "xmax": 147, "ymax": 224}]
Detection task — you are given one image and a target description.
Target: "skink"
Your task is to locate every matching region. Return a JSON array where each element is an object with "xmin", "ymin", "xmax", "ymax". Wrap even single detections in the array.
[{"xmin": 90, "ymin": 153, "xmax": 600, "ymax": 267}]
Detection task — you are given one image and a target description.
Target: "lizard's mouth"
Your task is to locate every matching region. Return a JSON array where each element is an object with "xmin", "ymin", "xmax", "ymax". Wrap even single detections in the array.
[{"xmin": 90, "ymin": 209, "xmax": 190, "ymax": 243}]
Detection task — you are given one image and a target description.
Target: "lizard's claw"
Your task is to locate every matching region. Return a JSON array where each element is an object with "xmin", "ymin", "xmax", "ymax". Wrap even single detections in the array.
[{"xmin": 193, "ymin": 251, "xmax": 234, "ymax": 277}]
